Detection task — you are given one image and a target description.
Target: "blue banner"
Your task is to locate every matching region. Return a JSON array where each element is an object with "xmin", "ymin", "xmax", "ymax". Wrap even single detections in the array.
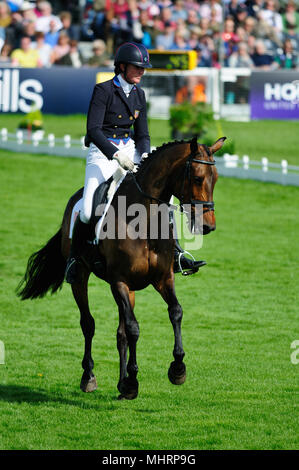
[
  {"xmin": 0, "ymin": 66, "xmax": 112, "ymax": 114},
  {"xmin": 250, "ymin": 71, "xmax": 299, "ymax": 120}
]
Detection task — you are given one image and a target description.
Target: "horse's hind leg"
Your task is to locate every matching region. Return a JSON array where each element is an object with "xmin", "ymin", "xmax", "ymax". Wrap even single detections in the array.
[
  {"xmin": 154, "ymin": 276, "xmax": 186, "ymax": 385},
  {"xmin": 72, "ymin": 269, "xmax": 97, "ymax": 393},
  {"xmin": 111, "ymin": 283, "xmax": 139, "ymax": 400}
]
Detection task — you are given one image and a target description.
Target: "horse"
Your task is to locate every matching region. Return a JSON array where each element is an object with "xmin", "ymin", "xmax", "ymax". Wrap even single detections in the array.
[{"xmin": 17, "ymin": 136, "xmax": 226, "ymax": 400}]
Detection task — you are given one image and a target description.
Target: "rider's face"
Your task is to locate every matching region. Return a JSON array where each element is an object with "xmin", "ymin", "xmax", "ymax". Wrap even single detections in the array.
[{"xmin": 121, "ymin": 64, "xmax": 145, "ymax": 84}]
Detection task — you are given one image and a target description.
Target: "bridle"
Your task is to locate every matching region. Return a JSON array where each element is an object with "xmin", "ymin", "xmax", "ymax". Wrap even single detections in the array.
[
  {"xmin": 179, "ymin": 146, "xmax": 216, "ymax": 214},
  {"xmin": 132, "ymin": 146, "xmax": 216, "ymax": 213}
]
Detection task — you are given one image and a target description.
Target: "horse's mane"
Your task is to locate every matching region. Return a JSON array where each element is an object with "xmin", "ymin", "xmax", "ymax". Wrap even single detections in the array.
[{"xmin": 137, "ymin": 139, "xmax": 191, "ymax": 174}]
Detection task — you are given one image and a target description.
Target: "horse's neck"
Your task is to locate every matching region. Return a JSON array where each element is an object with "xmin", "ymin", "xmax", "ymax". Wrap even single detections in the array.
[{"xmin": 136, "ymin": 144, "xmax": 187, "ymax": 202}]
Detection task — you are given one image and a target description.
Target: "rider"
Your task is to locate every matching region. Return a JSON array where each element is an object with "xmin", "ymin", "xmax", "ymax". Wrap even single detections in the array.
[{"xmin": 65, "ymin": 42, "xmax": 205, "ymax": 284}]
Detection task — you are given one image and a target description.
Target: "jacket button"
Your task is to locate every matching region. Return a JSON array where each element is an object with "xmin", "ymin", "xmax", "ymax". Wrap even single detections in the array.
[
  {"xmin": 118, "ymin": 114, "xmax": 122, "ymax": 118},
  {"xmin": 113, "ymin": 134, "xmax": 116, "ymax": 138},
  {"xmin": 129, "ymin": 116, "xmax": 133, "ymax": 120},
  {"xmin": 114, "ymin": 125, "xmax": 117, "ymax": 128},
  {"xmin": 125, "ymin": 133, "xmax": 128, "ymax": 137}
]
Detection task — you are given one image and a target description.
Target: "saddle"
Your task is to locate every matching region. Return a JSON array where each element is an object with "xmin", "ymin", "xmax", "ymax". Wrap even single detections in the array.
[{"xmin": 90, "ymin": 176, "xmax": 113, "ymax": 227}]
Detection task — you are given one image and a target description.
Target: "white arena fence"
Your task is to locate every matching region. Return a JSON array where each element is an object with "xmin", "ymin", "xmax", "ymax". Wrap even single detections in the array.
[{"xmin": 1, "ymin": 128, "xmax": 299, "ymax": 187}]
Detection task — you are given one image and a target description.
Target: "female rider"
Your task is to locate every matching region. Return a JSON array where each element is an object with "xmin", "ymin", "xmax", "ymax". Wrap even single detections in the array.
[{"xmin": 65, "ymin": 42, "xmax": 204, "ymax": 283}]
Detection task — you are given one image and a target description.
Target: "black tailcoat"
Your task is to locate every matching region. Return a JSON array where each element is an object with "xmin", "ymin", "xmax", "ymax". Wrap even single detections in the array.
[{"xmin": 85, "ymin": 75, "xmax": 150, "ymax": 159}]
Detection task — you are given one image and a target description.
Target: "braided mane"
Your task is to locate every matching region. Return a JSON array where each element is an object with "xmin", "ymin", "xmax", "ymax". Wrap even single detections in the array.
[{"xmin": 137, "ymin": 139, "xmax": 191, "ymax": 173}]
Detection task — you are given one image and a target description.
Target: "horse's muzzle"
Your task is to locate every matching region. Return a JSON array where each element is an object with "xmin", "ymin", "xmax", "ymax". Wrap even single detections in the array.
[{"xmin": 203, "ymin": 223, "xmax": 216, "ymax": 235}]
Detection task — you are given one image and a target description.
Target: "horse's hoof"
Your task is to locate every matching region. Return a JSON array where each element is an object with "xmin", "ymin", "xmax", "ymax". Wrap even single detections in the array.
[
  {"xmin": 117, "ymin": 377, "xmax": 138, "ymax": 400},
  {"xmin": 80, "ymin": 375, "xmax": 97, "ymax": 393},
  {"xmin": 168, "ymin": 361, "xmax": 186, "ymax": 385}
]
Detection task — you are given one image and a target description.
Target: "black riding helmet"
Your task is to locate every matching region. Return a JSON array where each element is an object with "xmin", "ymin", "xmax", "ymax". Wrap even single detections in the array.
[{"xmin": 114, "ymin": 42, "xmax": 152, "ymax": 69}]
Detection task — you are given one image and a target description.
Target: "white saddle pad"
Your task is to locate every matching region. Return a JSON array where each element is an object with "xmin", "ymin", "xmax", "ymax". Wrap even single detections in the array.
[{"xmin": 69, "ymin": 170, "xmax": 126, "ymax": 241}]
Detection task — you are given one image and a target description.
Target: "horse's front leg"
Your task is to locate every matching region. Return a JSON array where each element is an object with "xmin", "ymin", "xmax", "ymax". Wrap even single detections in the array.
[
  {"xmin": 154, "ymin": 276, "xmax": 186, "ymax": 385},
  {"xmin": 111, "ymin": 283, "xmax": 139, "ymax": 400},
  {"xmin": 116, "ymin": 291, "xmax": 135, "ymax": 390},
  {"xmin": 72, "ymin": 268, "xmax": 97, "ymax": 393}
]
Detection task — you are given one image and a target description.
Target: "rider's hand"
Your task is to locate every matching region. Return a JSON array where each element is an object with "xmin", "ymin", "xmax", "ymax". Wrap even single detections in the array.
[{"xmin": 113, "ymin": 150, "xmax": 134, "ymax": 171}]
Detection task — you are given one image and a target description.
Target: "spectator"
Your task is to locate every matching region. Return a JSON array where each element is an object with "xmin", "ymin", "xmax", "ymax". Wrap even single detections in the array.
[
  {"xmin": 274, "ymin": 38, "xmax": 298, "ymax": 68},
  {"xmin": 188, "ymin": 26, "xmax": 201, "ymax": 49},
  {"xmin": 228, "ymin": 40, "xmax": 254, "ymax": 66},
  {"xmin": 170, "ymin": 30, "xmax": 191, "ymax": 50},
  {"xmin": 199, "ymin": 0, "xmax": 223, "ymax": 23},
  {"xmin": 54, "ymin": 39, "xmax": 84, "ymax": 67},
  {"xmin": 235, "ymin": 3, "xmax": 249, "ymax": 28},
  {"xmin": 282, "ymin": 1, "xmax": 299, "ymax": 33},
  {"xmin": 155, "ymin": 21, "xmax": 175, "ymax": 49},
  {"xmin": 44, "ymin": 19, "xmax": 60, "ymax": 46},
  {"xmin": 0, "ymin": 1, "xmax": 12, "ymax": 28},
  {"xmin": 251, "ymin": 39, "xmax": 275, "ymax": 68},
  {"xmin": 31, "ymin": 31, "xmax": 52, "ymax": 67},
  {"xmin": 108, "ymin": 0, "xmax": 135, "ymax": 47},
  {"xmin": 23, "ymin": 19, "xmax": 37, "ymax": 41},
  {"xmin": 186, "ymin": 9, "xmax": 200, "ymax": 29},
  {"xmin": 11, "ymin": 35, "xmax": 42, "ymax": 67},
  {"xmin": 196, "ymin": 45, "xmax": 213, "ymax": 67},
  {"xmin": 87, "ymin": 38, "xmax": 111, "ymax": 66},
  {"xmin": 259, "ymin": 0, "xmax": 283, "ymax": 39},
  {"xmin": 170, "ymin": 0, "xmax": 188, "ymax": 22},
  {"xmin": 0, "ymin": 42, "xmax": 12, "ymax": 65},
  {"xmin": 199, "ymin": 17, "xmax": 213, "ymax": 36},
  {"xmin": 159, "ymin": 7, "xmax": 177, "ymax": 30},
  {"xmin": 35, "ymin": 1, "xmax": 62, "ymax": 34},
  {"xmin": 175, "ymin": 76, "xmax": 207, "ymax": 104},
  {"xmin": 20, "ymin": 1, "xmax": 37, "ymax": 23},
  {"xmin": 136, "ymin": 9, "xmax": 157, "ymax": 48},
  {"xmin": 59, "ymin": 11, "xmax": 80, "ymax": 41},
  {"xmin": 283, "ymin": 24, "xmax": 299, "ymax": 51},
  {"xmin": 247, "ymin": 0, "xmax": 265, "ymax": 20},
  {"xmin": 222, "ymin": 16, "xmax": 239, "ymax": 64},
  {"xmin": 50, "ymin": 31, "xmax": 70, "ymax": 65},
  {"xmin": 137, "ymin": 0, "xmax": 160, "ymax": 19}
]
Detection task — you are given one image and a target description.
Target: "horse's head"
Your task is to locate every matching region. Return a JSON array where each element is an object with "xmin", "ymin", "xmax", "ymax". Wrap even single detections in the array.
[{"xmin": 175, "ymin": 136, "xmax": 226, "ymax": 235}]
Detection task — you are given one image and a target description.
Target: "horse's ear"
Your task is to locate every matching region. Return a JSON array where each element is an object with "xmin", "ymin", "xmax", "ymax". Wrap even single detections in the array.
[
  {"xmin": 210, "ymin": 137, "xmax": 226, "ymax": 154},
  {"xmin": 190, "ymin": 136, "xmax": 198, "ymax": 154}
]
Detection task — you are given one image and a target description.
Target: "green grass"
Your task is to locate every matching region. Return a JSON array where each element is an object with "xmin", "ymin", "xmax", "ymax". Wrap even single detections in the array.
[
  {"xmin": 0, "ymin": 114, "xmax": 299, "ymax": 164},
  {"xmin": 0, "ymin": 147, "xmax": 298, "ymax": 450}
]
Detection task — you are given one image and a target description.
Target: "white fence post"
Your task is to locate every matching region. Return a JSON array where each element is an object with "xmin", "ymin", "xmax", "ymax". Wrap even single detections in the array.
[
  {"xmin": 224, "ymin": 153, "xmax": 239, "ymax": 168},
  {"xmin": 16, "ymin": 130, "xmax": 23, "ymax": 145},
  {"xmin": 32, "ymin": 132, "xmax": 39, "ymax": 147},
  {"xmin": 64, "ymin": 134, "xmax": 71, "ymax": 148},
  {"xmin": 1, "ymin": 128, "xmax": 8, "ymax": 142},
  {"xmin": 243, "ymin": 155, "xmax": 249, "ymax": 170},
  {"xmin": 262, "ymin": 157, "xmax": 268, "ymax": 172},
  {"xmin": 48, "ymin": 133, "xmax": 55, "ymax": 147},
  {"xmin": 281, "ymin": 160, "xmax": 288, "ymax": 175}
]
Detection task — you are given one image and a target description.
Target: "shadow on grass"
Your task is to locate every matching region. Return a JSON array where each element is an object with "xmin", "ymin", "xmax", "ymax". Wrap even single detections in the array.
[{"xmin": 0, "ymin": 384, "xmax": 118, "ymax": 411}]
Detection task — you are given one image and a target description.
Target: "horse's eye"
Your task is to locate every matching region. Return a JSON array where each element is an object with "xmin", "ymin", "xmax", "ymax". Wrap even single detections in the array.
[{"xmin": 194, "ymin": 176, "xmax": 204, "ymax": 185}]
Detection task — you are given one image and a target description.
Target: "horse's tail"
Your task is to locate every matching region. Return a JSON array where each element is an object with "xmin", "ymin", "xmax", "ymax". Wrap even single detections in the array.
[{"xmin": 16, "ymin": 228, "xmax": 66, "ymax": 300}]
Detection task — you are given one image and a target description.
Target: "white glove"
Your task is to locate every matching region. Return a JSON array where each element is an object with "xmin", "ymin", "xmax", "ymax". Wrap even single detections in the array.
[{"xmin": 113, "ymin": 149, "xmax": 134, "ymax": 171}]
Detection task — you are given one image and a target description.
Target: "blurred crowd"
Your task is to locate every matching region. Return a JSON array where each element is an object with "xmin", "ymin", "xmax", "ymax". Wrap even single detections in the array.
[{"xmin": 0, "ymin": 0, "xmax": 298, "ymax": 69}]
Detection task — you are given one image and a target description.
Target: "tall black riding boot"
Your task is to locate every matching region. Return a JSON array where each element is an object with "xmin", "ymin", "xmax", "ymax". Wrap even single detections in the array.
[
  {"xmin": 173, "ymin": 239, "xmax": 206, "ymax": 275},
  {"xmin": 65, "ymin": 216, "xmax": 90, "ymax": 284},
  {"xmin": 169, "ymin": 210, "xmax": 206, "ymax": 275}
]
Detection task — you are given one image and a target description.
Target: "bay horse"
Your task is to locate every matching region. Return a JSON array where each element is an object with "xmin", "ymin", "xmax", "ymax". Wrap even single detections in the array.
[{"xmin": 17, "ymin": 136, "xmax": 226, "ymax": 400}]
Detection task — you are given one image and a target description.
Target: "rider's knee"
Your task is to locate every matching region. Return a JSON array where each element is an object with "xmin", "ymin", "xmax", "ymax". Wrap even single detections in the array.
[{"xmin": 79, "ymin": 208, "xmax": 91, "ymax": 224}]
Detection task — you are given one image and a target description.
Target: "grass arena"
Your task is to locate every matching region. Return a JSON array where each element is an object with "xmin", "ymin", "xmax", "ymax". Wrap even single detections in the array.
[{"xmin": 0, "ymin": 115, "xmax": 298, "ymax": 450}]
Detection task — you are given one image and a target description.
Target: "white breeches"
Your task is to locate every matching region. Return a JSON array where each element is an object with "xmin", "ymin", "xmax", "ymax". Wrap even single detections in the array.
[{"xmin": 80, "ymin": 139, "xmax": 140, "ymax": 224}]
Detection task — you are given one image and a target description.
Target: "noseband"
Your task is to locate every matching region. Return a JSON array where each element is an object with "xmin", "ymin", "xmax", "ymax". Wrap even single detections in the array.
[{"xmin": 179, "ymin": 146, "xmax": 216, "ymax": 214}]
